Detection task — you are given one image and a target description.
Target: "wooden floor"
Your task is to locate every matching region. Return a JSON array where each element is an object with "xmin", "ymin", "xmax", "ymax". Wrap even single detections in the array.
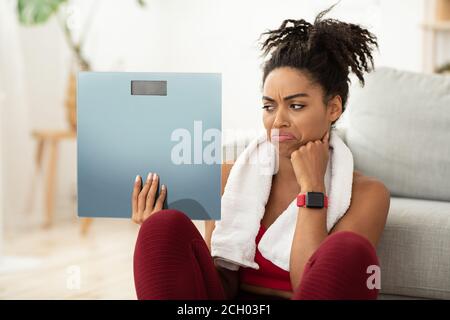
[
  {"xmin": 1, "ymin": 218, "xmax": 427, "ymax": 300},
  {"xmin": 0, "ymin": 217, "xmax": 205, "ymax": 299}
]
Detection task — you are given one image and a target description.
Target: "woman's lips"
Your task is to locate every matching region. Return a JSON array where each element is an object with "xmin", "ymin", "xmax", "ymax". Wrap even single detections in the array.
[{"xmin": 271, "ymin": 134, "xmax": 296, "ymax": 142}]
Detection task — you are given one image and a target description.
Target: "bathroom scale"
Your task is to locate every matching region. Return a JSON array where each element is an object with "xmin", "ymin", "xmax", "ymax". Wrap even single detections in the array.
[{"xmin": 77, "ymin": 72, "xmax": 222, "ymax": 220}]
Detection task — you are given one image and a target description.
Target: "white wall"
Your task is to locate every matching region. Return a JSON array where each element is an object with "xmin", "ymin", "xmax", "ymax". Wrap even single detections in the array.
[
  {"xmin": 1, "ymin": 0, "xmax": 440, "ymax": 229},
  {"xmin": 77, "ymin": 0, "xmax": 429, "ymax": 133}
]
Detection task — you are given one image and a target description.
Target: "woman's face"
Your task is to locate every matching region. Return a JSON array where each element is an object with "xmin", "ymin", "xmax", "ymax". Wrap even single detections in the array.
[{"xmin": 262, "ymin": 66, "xmax": 342, "ymax": 159}]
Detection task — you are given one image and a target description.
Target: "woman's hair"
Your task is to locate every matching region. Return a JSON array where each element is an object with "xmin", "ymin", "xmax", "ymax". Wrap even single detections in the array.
[{"xmin": 258, "ymin": 2, "xmax": 379, "ymax": 127}]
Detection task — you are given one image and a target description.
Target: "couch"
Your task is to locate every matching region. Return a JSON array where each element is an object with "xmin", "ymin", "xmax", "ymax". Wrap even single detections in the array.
[
  {"xmin": 340, "ymin": 67, "xmax": 450, "ymax": 300},
  {"xmin": 221, "ymin": 67, "xmax": 450, "ymax": 300}
]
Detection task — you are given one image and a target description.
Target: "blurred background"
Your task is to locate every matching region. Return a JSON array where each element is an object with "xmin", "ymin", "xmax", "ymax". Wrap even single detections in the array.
[{"xmin": 0, "ymin": 0, "xmax": 449, "ymax": 299}]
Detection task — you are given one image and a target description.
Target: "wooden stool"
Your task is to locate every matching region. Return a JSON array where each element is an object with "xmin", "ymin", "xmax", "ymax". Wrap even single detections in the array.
[{"xmin": 31, "ymin": 129, "xmax": 92, "ymax": 234}]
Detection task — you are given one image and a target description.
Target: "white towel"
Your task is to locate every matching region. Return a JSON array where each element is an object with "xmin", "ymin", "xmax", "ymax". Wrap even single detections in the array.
[{"xmin": 211, "ymin": 128, "xmax": 354, "ymax": 271}]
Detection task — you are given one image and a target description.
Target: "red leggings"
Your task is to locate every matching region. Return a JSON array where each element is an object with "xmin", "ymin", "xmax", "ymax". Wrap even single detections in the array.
[{"xmin": 133, "ymin": 209, "xmax": 380, "ymax": 300}]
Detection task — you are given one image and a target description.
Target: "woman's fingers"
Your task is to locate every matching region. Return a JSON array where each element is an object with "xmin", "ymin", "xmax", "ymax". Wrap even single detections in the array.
[
  {"xmin": 154, "ymin": 184, "xmax": 166, "ymax": 212},
  {"xmin": 143, "ymin": 183, "xmax": 166, "ymax": 221},
  {"xmin": 131, "ymin": 175, "xmax": 141, "ymax": 223},
  {"xmin": 145, "ymin": 173, "xmax": 158, "ymax": 213},
  {"xmin": 137, "ymin": 172, "xmax": 153, "ymax": 216},
  {"xmin": 131, "ymin": 172, "xmax": 166, "ymax": 225}
]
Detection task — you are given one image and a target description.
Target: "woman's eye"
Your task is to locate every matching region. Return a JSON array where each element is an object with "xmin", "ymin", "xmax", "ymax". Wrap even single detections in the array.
[
  {"xmin": 291, "ymin": 104, "xmax": 305, "ymax": 110},
  {"xmin": 262, "ymin": 105, "xmax": 275, "ymax": 111}
]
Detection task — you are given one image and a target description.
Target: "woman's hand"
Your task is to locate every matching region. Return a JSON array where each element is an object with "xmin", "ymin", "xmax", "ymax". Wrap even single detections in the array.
[
  {"xmin": 131, "ymin": 172, "xmax": 167, "ymax": 225},
  {"xmin": 290, "ymin": 130, "xmax": 330, "ymax": 193}
]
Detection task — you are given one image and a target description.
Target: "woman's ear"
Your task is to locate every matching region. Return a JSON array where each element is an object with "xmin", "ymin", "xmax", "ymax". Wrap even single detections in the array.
[{"xmin": 328, "ymin": 95, "xmax": 343, "ymax": 123}]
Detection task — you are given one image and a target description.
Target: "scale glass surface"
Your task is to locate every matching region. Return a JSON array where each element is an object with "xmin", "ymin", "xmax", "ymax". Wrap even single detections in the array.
[{"xmin": 77, "ymin": 72, "xmax": 222, "ymax": 220}]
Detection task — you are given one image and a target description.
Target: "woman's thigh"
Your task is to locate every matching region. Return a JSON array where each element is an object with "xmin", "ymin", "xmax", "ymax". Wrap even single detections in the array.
[{"xmin": 134, "ymin": 209, "xmax": 226, "ymax": 300}]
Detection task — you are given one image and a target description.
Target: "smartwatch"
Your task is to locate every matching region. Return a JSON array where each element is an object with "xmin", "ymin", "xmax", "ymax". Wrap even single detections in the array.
[{"xmin": 297, "ymin": 192, "xmax": 328, "ymax": 209}]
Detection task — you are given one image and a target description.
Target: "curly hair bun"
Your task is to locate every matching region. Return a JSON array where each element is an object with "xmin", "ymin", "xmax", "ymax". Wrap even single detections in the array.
[{"xmin": 259, "ymin": 1, "xmax": 379, "ymax": 123}]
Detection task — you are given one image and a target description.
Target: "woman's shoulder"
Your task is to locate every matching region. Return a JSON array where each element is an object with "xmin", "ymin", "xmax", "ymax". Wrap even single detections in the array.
[
  {"xmin": 353, "ymin": 170, "xmax": 364, "ymax": 181},
  {"xmin": 352, "ymin": 170, "xmax": 390, "ymax": 198}
]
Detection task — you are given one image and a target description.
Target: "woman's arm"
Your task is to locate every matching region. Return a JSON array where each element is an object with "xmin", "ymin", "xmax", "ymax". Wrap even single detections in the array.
[
  {"xmin": 289, "ymin": 184, "xmax": 328, "ymax": 290},
  {"xmin": 288, "ymin": 132, "xmax": 331, "ymax": 289},
  {"xmin": 289, "ymin": 176, "xmax": 390, "ymax": 290},
  {"xmin": 204, "ymin": 220, "xmax": 215, "ymax": 252}
]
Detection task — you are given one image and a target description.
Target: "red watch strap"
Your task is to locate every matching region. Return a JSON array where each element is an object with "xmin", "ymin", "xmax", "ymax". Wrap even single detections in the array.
[{"xmin": 297, "ymin": 193, "xmax": 306, "ymax": 207}]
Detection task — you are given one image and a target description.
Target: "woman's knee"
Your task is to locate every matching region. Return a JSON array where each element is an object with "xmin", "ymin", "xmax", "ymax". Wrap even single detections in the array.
[
  {"xmin": 315, "ymin": 231, "xmax": 380, "ymax": 270},
  {"xmin": 136, "ymin": 209, "xmax": 202, "ymax": 249},
  {"xmin": 327, "ymin": 231, "xmax": 377, "ymax": 256},
  {"xmin": 299, "ymin": 231, "xmax": 380, "ymax": 299},
  {"xmin": 139, "ymin": 209, "xmax": 190, "ymax": 234}
]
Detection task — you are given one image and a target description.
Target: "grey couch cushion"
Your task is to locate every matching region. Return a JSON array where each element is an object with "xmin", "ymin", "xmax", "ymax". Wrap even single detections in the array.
[
  {"xmin": 343, "ymin": 67, "xmax": 450, "ymax": 202},
  {"xmin": 378, "ymin": 197, "xmax": 450, "ymax": 299}
]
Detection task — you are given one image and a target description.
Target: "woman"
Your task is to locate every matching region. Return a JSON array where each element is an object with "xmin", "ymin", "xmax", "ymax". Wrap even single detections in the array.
[{"xmin": 132, "ymin": 4, "xmax": 390, "ymax": 300}]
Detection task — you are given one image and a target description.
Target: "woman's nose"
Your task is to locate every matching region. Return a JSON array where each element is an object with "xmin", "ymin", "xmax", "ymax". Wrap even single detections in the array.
[{"xmin": 272, "ymin": 108, "xmax": 290, "ymax": 128}]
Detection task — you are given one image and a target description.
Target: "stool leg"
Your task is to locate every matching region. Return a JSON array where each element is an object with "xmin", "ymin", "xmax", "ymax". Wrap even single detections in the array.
[
  {"xmin": 80, "ymin": 218, "xmax": 93, "ymax": 236},
  {"xmin": 25, "ymin": 138, "xmax": 45, "ymax": 216},
  {"xmin": 43, "ymin": 140, "xmax": 58, "ymax": 228},
  {"xmin": 36, "ymin": 138, "xmax": 45, "ymax": 169}
]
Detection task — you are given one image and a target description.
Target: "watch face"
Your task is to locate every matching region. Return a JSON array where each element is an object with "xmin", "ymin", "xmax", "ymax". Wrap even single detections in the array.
[{"xmin": 306, "ymin": 192, "xmax": 324, "ymax": 208}]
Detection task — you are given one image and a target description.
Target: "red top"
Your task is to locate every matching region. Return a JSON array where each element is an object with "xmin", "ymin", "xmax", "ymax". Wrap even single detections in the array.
[{"xmin": 239, "ymin": 222, "xmax": 293, "ymax": 292}]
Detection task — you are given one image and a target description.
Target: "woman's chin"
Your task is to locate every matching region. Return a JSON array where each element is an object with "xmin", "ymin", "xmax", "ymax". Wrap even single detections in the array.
[{"xmin": 273, "ymin": 145, "xmax": 294, "ymax": 159}]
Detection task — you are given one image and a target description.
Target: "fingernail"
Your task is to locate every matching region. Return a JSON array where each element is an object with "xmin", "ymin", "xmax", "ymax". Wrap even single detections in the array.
[
  {"xmin": 153, "ymin": 173, "xmax": 158, "ymax": 180},
  {"xmin": 135, "ymin": 175, "xmax": 140, "ymax": 183},
  {"xmin": 147, "ymin": 172, "xmax": 152, "ymax": 182},
  {"xmin": 161, "ymin": 184, "xmax": 165, "ymax": 190}
]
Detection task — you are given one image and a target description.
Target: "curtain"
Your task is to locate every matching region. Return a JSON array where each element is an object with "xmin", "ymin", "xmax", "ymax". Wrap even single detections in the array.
[{"xmin": 0, "ymin": 0, "xmax": 39, "ymax": 271}]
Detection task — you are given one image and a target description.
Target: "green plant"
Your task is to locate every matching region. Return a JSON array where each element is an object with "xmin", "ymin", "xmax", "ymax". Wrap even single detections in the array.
[{"xmin": 18, "ymin": 0, "xmax": 68, "ymax": 24}]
